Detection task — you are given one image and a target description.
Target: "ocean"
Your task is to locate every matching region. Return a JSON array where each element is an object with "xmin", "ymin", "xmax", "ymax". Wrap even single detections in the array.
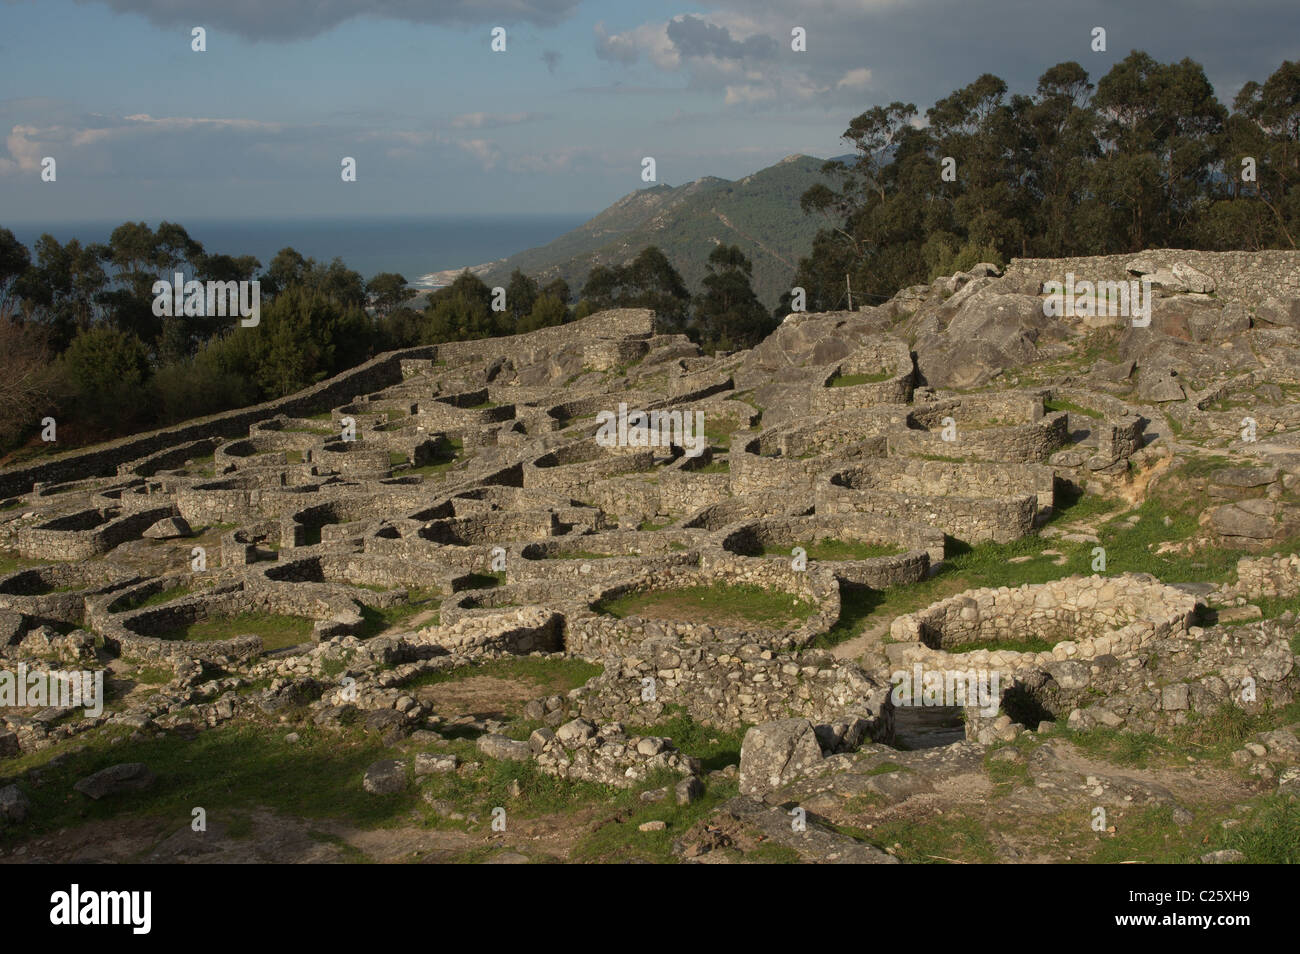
[{"xmin": 4, "ymin": 214, "xmax": 592, "ymax": 288}]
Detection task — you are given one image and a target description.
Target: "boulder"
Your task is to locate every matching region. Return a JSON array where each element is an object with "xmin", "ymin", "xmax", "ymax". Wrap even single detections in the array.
[
  {"xmin": 739, "ymin": 718, "xmax": 824, "ymax": 797},
  {"xmin": 362, "ymin": 759, "xmax": 407, "ymax": 795},
  {"xmin": 1171, "ymin": 263, "xmax": 1216, "ymax": 294},
  {"xmin": 413, "ymin": 752, "xmax": 459, "ymax": 776},
  {"xmin": 0, "ymin": 784, "xmax": 29, "ymax": 825},
  {"xmin": 73, "ymin": 762, "xmax": 156, "ymax": 800},
  {"xmin": 1210, "ymin": 466, "xmax": 1278, "ymax": 490},
  {"xmin": 555, "ymin": 717, "xmax": 597, "ymax": 747},
  {"xmin": 675, "ymin": 775, "xmax": 704, "ymax": 806},
  {"xmin": 1255, "ymin": 297, "xmax": 1300, "ymax": 330},
  {"xmin": 1209, "ymin": 500, "xmax": 1276, "ymax": 540},
  {"xmin": 143, "ymin": 516, "xmax": 192, "ymax": 540},
  {"xmin": 476, "ymin": 734, "xmax": 531, "ymax": 762},
  {"xmin": 1136, "ymin": 366, "xmax": 1185, "ymax": 403},
  {"xmin": 0, "ymin": 610, "xmax": 24, "ymax": 646}
]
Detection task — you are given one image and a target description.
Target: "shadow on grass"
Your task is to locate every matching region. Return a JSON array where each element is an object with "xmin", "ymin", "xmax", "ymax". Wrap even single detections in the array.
[{"xmin": 2, "ymin": 724, "xmax": 413, "ymax": 851}]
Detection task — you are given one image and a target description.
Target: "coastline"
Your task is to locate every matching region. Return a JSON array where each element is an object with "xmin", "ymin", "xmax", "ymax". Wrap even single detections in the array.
[{"xmin": 411, "ymin": 259, "xmax": 502, "ymax": 290}]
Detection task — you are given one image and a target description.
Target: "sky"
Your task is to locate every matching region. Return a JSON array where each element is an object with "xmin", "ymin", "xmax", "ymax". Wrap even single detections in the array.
[{"xmin": 0, "ymin": 0, "xmax": 1296, "ymax": 224}]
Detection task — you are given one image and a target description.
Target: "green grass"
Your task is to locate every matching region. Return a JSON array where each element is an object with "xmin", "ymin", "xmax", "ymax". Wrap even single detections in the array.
[
  {"xmin": 355, "ymin": 600, "xmax": 439, "ymax": 638},
  {"xmin": 816, "ymin": 584, "xmax": 889, "ymax": 648},
  {"xmin": 859, "ymin": 811, "xmax": 999, "ymax": 864},
  {"xmin": 852, "ymin": 483, "xmax": 1296, "ymax": 640},
  {"xmin": 403, "ymin": 656, "xmax": 603, "ymax": 698},
  {"xmin": 1045, "ymin": 398, "xmax": 1102, "ymax": 419},
  {"xmin": 595, "ymin": 582, "xmax": 815, "ymax": 627},
  {"xmin": 760, "ymin": 539, "xmax": 904, "ymax": 561},
  {"xmin": 1225, "ymin": 795, "xmax": 1300, "ymax": 863},
  {"xmin": 830, "ymin": 370, "xmax": 892, "ymax": 387},
  {"xmin": 419, "ymin": 742, "xmax": 621, "ymax": 825},
  {"xmin": 160, "ymin": 612, "xmax": 315, "ymax": 650},
  {"xmin": 568, "ymin": 772, "xmax": 740, "ymax": 864},
  {"xmin": 394, "ymin": 438, "xmax": 465, "ymax": 478},
  {"xmin": 0, "ymin": 723, "xmax": 415, "ymax": 849},
  {"xmin": 637, "ymin": 520, "xmax": 672, "ymax": 532},
  {"xmin": 1054, "ymin": 699, "xmax": 1300, "ymax": 770},
  {"xmin": 690, "ymin": 459, "xmax": 729, "ymax": 473},
  {"xmin": 110, "ymin": 584, "xmax": 195, "ymax": 612},
  {"xmin": 625, "ymin": 705, "xmax": 747, "ymax": 773},
  {"xmin": 0, "ymin": 549, "xmax": 47, "ymax": 576},
  {"xmin": 703, "ymin": 424, "xmax": 734, "ymax": 449}
]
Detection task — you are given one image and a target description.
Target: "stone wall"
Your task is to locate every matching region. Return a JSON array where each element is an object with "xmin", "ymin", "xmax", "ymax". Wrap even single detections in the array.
[
  {"xmin": 0, "ymin": 346, "xmax": 439, "ymax": 499},
  {"xmin": 573, "ymin": 639, "xmax": 894, "ymax": 739},
  {"xmin": 16, "ymin": 506, "xmax": 176, "ymax": 560},
  {"xmin": 889, "ymin": 575, "xmax": 1202, "ymax": 672},
  {"xmin": 888, "ymin": 410, "xmax": 1068, "ymax": 464},
  {"xmin": 816, "ymin": 459, "xmax": 1048, "ymax": 543},
  {"xmin": 1004, "ymin": 249, "xmax": 1300, "ymax": 307},
  {"xmin": 1231, "ymin": 553, "xmax": 1300, "ymax": 599}
]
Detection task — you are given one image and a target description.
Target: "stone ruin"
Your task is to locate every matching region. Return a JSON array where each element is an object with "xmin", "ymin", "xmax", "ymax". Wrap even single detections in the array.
[{"xmin": 1, "ymin": 250, "xmax": 1299, "ymax": 862}]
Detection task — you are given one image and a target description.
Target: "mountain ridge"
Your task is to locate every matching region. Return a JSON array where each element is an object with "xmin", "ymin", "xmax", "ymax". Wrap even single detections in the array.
[{"xmin": 477, "ymin": 154, "xmax": 846, "ymax": 308}]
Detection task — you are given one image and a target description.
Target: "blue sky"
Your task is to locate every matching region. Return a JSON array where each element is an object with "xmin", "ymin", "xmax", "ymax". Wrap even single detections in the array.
[{"xmin": 1, "ymin": 0, "xmax": 1296, "ymax": 223}]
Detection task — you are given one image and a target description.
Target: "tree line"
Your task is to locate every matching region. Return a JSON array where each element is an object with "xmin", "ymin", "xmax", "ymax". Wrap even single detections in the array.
[
  {"xmin": 2, "ymin": 50, "xmax": 1292, "ymax": 457},
  {"xmin": 785, "ymin": 52, "xmax": 1299, "ymax": 311},
  {"xmin": 0, "ymin": 220, "xmax": 766, "ymax": 458}
]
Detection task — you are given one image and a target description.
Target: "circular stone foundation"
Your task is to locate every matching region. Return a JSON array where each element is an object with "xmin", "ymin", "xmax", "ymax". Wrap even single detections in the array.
[
  {"xmin": 714, "ymin": 513, "xmax": 943, "ymax": 587},
  {"xmin": 889, "ymin": 574, "xmax": 1201, "ymax": 670}
]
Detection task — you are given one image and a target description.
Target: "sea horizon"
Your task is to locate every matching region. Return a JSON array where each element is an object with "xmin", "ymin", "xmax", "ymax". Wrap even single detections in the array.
[{"xmin": 3, "ymin": 213, "xmax": 594, "ymax": 288}]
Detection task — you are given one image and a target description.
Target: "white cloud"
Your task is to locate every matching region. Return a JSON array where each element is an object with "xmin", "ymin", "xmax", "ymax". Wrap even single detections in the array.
[
  {"xmin": 452, "ymin": 137, "xmax": 500, "ymax": 168},
  {"xmin": 449, "ymin": 112, "xmax": 542, "ymax": 129},
  {"xmin": 837, "ymin": 68, "xmax": 873, "ymax": 90}
]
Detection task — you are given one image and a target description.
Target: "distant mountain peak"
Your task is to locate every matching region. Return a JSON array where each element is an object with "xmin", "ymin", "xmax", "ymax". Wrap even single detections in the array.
[{"xmin": 481, "ymin": 153, "xmax": 839, "ymax": 308}]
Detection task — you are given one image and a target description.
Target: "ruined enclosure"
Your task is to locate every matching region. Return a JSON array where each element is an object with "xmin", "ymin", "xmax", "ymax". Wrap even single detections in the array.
[{"xmin": 4, "ymin": 254, "xmax": 1300, "ymax": 866}]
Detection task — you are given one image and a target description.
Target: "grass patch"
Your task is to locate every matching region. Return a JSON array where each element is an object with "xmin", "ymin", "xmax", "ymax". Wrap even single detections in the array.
[
  {"xmin": 403, "ymin": 656, "xmax": 603, "ymax": 698},
  {"xmin": 111, "ymin": 584, "xmax": 195, "ymax": 612},
  {"xmin": 159, "ymin": 612, "xmax": 315, "ymax": 650},
  {"xmin": 625, "ymin": 705, "xmax": 746, "ymax": 773},
  {"xmin": 816, "ymin": 583, "xmax": 888, "ymax": 648},
  {"xmin": 829, "ymin": 370, "xmax": 892, "ymax": 387},
  {"xmin": 356, "ymin": 604, "xmax": 437, "ymax": 638},
  {"xmin": 394, "ymin": 438, "xmax": 464, "ymax": 478},
  {"xmin": 595, "ymin": 582, "xmax": 815, "ymax": 628},
  {"xmin": 0, "ymin": 549, "xmax": 48, "ymax": 576},
  {"xmin": 568, "ymin": 773, "xmax": 740, "ymax": 864},
  {"xmin": 0, "ymin": 723, "xmax": 416, "ymax": 848},
  {"xmin": 1225, "ymin": 795, "xmax": 1300, "ymax": 863},
  {"xmin": 862, "ymin": 811, "xmax": 999, "ymax": 863},
  {"xmin": 1045, "ymin": 398, "xmax": 1102, "ymax": 419},
  {"xmin": 132, "ymin": 665, "xmax": 175, "ymax": 686}
]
